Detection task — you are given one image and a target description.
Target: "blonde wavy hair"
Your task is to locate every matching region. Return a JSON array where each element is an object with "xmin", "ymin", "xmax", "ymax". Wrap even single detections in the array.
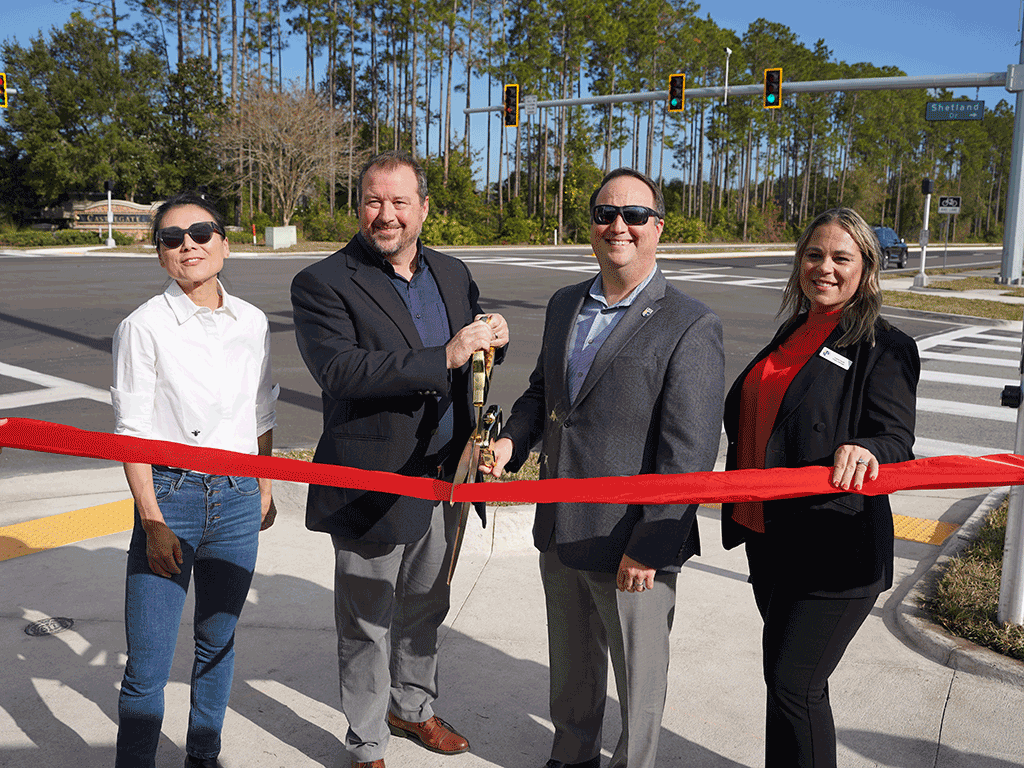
[{"xmin": 778, "ymin": 207, "xmax": 889, "ymax": 347}]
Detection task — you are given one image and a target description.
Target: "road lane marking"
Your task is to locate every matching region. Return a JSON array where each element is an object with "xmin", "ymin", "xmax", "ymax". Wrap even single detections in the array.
[
  {"xmin": 919, "ymin": 370, "xmax": 1014, "ymax": 389},
  {"xmin": 0, "ymin": 361, "xmax": 111, "ymax": 407},
  {"xmin": 914, "ymin": 436, "xmax": 1004, "ymax": 457},
  {"xmin": 918, "ymin": 351, "xmax": 1018, "ymax": 368},
  {"xmin": 916, "ymin": 397, "xmax": 1015, "ymax": 422}
]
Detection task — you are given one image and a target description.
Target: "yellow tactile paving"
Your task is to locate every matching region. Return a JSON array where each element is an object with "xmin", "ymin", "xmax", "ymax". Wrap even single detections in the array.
[
  {"xmin": 0, "ymin": 499, "xmax": 133, "ymax": 563},
  {"xmin": 892, "ymin": 514, "xmax": 959, "ymax": 546},
  {"xmin": 0, "ymin": 502, "xmax": 961, "ymax": 563},
  {"xmin": 702, "ymin": 505, "xmax": 959, "ymax": 546}
]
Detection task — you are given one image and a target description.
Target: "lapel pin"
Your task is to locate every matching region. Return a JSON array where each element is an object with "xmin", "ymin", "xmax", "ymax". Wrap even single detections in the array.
[{"xmin": 641, "ymin": 307, "xmax": 653, "ymax": 317}]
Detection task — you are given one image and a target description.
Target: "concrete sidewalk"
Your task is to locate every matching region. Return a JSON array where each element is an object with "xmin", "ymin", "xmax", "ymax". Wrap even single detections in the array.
[{"xmin": 1, "ymin": 466, "xmax": 1023, "ymax": 768}]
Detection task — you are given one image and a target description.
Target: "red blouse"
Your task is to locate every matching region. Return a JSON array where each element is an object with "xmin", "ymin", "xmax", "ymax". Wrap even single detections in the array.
[{"xmin": 732, "ymin": 311, "xmax": 842, "ymax": 533}]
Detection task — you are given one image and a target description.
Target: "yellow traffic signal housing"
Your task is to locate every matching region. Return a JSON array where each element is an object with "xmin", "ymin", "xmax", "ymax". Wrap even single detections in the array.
[
  {"xmin": 764, "ymin": 68, "xmax": 782, "ymax": 109},
  {"xmin": 667, "ymin": 74, "xmax": 685, "ymax": 112},
  {"xmin": 503, "ymin": 83, "xmax": 519, "ymax": 127},
  {"xmin": 0, "ymin": 73, "xmax": 7, "ymax": 109}
]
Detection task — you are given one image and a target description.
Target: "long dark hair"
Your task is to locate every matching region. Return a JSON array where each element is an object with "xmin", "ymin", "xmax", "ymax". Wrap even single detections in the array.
[{"xmin": 779, "ymin": 207, "xmax": 888, "ymax": 347}]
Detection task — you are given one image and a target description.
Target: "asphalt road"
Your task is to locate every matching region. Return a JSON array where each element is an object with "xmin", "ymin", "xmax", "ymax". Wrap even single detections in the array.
[{"xmin": 0, "ymin": 245, "xmax": 1010, "ymax": 476}]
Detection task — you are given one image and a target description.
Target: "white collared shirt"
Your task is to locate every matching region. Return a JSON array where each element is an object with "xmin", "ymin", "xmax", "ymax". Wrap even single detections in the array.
[{"xmin": 111, "ymin": 280, "xmax": 278, "ymax": 454}]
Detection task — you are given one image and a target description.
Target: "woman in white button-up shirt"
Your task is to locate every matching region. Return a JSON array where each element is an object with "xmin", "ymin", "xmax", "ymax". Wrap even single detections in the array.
[{"xmin": 110, "ymin": 194, "xmax": 278, "ymax": 768}]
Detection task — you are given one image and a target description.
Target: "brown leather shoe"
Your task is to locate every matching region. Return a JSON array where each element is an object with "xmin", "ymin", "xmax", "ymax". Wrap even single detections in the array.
[
  {"xmin": 386, "ymin": 711, "xmax": 469, "ymax": 754},
  {"xmin": 351, "ymin": 761, "xmax": 385, "ymax": 768}
]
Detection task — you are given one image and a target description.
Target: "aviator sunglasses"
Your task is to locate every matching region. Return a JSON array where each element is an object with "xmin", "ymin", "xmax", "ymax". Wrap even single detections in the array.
[
  {"xmin": 156, "ymin": 221, "xmax": 226, "ymax": 249},
  {"xmin": 591, "ymin": 204, "xmax": 661, "ymax": 226}
]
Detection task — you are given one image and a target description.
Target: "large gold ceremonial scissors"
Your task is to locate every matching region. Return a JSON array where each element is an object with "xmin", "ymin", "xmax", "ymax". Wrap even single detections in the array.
[{"xmin": 446, "ymin": 341, "xmax": 501, "ymax": 585}]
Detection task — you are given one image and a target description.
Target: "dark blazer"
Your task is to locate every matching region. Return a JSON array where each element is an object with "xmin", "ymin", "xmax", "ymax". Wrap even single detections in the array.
[
  {"xmin": 501, "ymin": 269, "xmax": 725, "ymax": 574},
  {"xmin": 722, "ymin": 316, "xmax": 920, "ymax": 597},
  {"xmin": 291, "ymin": 235, "xmax": 501, "ymax": 543}
]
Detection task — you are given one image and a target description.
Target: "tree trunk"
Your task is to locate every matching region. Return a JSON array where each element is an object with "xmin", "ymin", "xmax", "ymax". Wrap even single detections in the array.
[
  {"xmin": 463, "ymin": 0, "xmax": 474, "ymax": 154},
  {"xmin": 443, "ymin": 0, "xmax": 456, "ymax": 181},
  {"xmin": 347, "ymin": 0, "xmax": 356, "ymax": 211}
]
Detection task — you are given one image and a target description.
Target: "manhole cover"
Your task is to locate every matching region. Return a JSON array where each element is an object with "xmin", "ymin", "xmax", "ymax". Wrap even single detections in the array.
[{"xmin": 25, "ymin": 617, "xmax": 74, "ymax": 637}]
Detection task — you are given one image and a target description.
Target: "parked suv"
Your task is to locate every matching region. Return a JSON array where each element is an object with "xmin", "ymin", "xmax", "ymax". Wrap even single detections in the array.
[{"xmin": 873, "ymin": 226, "xmax": 909, "ymax": 269}]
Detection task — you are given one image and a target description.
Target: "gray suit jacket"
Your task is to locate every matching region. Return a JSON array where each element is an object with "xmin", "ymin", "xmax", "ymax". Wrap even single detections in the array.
[{"xmin": 501, "ymin": 268, "xmax": 725, "ymax": 573}]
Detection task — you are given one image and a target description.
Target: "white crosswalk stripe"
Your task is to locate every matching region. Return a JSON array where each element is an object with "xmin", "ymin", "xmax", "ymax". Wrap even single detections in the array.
[
  {"xmin": 0, "ymin": 361, "xmax": 111, "ymax": 409},
  {"xmin": 913, "ymin": 325, "xmax": 1021, "ymax": 456},
  {"xmin": 459, "ymin": 254, "xmax": 788, "ymax": 288}
]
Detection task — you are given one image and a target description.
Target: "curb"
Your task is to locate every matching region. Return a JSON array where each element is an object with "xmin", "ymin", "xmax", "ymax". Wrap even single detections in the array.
[{"xmin": 896, "ymin": 486, "xmax": 1024, "ymax": 685}]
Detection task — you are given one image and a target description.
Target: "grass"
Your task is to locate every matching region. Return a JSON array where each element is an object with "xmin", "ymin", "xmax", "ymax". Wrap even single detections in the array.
[
  {"xmin": 880, "ymin": 266, "xmax": 982, "ymax": 279},
  {"xmin": 483, "ymin": 450, "xmax": 541, "ymax": 506},
  {"xmin": 274, "ymin": 448, "xmax": 315, "ymax": 462},
  {"xmin": 928, "ymin": 276, "xmax": 1024, "ymax": 296},
  {"xmin": 923, "ymin": 500, "xmax": 1024, "ymax": 662},
  {"xmin": 881, "ymin": 290, "xmax": 1024, "ymax": 321}
]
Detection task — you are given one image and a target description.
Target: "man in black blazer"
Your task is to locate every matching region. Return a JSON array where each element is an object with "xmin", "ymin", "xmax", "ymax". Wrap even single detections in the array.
[
  {"xmin": 483, "ymin": 169, "xmax": 724, "ymax": 768},
  {"xmin": 291, "ymin": 151, "xmax": 508, "ymax": 768}
]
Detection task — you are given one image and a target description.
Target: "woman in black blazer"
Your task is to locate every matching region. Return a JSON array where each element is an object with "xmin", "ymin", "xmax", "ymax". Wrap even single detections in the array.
[{"xmin": 722, "ymin": 207, "xmax": 920, "ymax": 767}]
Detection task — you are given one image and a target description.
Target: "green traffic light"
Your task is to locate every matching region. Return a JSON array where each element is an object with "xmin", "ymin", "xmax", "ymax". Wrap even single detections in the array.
[
  {"xmin": 671, "ymin": 98, "xmax": 679, "ymax": 107},
  {"xmin": 767, "ymin": 94, "xmax": 776, "ymax": 104}
]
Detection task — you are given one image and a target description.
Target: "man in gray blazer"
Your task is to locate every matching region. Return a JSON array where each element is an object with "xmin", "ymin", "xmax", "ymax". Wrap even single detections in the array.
[{"xmin": 482, "ymin": 168, "xmax": 724, "ymax": 768}]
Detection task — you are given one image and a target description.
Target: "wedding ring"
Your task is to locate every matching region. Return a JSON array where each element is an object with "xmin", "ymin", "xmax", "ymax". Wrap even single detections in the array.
[{"xmin": 855, "ymin": 459, "xmax": 868, "ymax": 465}]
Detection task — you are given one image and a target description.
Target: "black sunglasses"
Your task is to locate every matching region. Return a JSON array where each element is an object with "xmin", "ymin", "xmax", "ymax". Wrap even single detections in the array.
[
  {"xmin": 591, "ymin": 204, "xmax": 661, "ymax": 226},
  {"xmin": 156, "ymin": 221, "xmax": 225, "ymax": 249}
]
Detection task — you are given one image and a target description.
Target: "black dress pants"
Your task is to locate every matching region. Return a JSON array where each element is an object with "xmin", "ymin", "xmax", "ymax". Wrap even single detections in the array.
[{"xmin": 745, "ymin": 538, "xmax": 877, "ymax": 768}]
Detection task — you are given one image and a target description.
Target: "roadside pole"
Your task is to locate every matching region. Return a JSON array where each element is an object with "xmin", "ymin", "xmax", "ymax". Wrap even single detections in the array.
[
  {"xmin": 999, "ymin": 29, "xmax": 1024, "ymax": 285},
  {"xmin": 1000, "ymin": 344, "xmax": 1024, "ymax": 625},
  {"xmin": 997, "ymin": 24, "xmax": 1024, "ymax": 627},
  {"xmin": 914, "ymin": 180, "xmax": 932, "ymax": 288},
  {"xmin": 943, "ymin": 215, "xmax": 949, "ymax": 268}
]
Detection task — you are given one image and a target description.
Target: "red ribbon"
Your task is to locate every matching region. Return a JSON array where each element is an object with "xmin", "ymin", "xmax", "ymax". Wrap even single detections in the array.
[{"xmin": 1, "ymin": 417, "xmax": 1022, "ymax": 504}]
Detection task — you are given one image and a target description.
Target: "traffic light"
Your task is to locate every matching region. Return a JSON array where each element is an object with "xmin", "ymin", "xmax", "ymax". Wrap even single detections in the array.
[
  {"xmin": 667, "ymin": 74, "xmax": 685, "ymax": 112},
  {"xmin": 763, "ymin": 67, "xmax": 782, "ymax": 109},
  {"xmin": 503, "ymin": 83, "xmax": 519, "ymax": 127},
  {"xmin": 0, "ymin": 73, "xmax": 7, "ymax": 109}
]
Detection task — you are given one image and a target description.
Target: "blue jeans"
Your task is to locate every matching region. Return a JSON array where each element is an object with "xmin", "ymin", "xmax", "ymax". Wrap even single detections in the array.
[{"xmin": 115, "ymin": 467, "xmax": 261, "ymax": 768}]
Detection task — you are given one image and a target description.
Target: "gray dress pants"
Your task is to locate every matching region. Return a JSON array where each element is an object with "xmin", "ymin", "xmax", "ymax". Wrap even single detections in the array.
[
  {"xmin": 331, "ymin": 501, "xmax": 456, "ymax": 762},
  {"xmin": 540, "ymin": 548, "xmax": 677, "ymax": 768}
]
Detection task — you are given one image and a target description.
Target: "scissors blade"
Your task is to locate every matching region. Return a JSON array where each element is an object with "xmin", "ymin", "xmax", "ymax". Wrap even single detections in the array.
[
  {"xmin": 447, "ymin": 440, "xmax": 480, "ymax": 585},
  {"xmin": 450, "ymin": 436, "xmax": 478, "ymax": 502}
]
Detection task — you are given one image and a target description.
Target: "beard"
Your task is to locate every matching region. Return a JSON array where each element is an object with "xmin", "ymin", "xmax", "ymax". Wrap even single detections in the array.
[{"xmin": 362, "ymin": 222, "xmax": 418, "ymax": 259}]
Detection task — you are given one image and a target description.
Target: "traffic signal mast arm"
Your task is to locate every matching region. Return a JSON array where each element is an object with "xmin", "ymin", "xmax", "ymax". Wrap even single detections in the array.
[{"xmin": 464, "ymin": 71, "xmax": 1011, "ymax": 115}]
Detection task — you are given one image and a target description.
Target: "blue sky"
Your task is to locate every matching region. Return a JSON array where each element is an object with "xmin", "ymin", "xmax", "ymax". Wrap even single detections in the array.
[
  {"xmin": 1, "ymin": 0, "xmax": 1018, "ymax": 88},
  {"xmin": 0, "ymin": 0, "xmax": 1020, "ymax": 181}
]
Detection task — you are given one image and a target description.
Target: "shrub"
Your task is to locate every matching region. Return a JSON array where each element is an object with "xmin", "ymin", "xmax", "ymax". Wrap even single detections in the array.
[
  {"xmin": 421, "ymin": 214, "xmax": 476, "ymax": 246},
  {"xmin": 662, "ymin": 212, "xmax": 708, "ymax": 243},
  {"xmin": 226, "ymin": 229, "xmax": 256, "ymax": 244},
  {"xmin": 0, "ymin": 228, "xmax": 134, "ymax": 246},
  {"xmin": 297, "ymin": 209, "xmax": 359, "ymax": 243}
]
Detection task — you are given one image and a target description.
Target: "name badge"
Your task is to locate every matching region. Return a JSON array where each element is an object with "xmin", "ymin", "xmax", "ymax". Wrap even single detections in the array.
[{"xmin": 819, "ymin": 347, "xmax": 852, "ymax": 370}]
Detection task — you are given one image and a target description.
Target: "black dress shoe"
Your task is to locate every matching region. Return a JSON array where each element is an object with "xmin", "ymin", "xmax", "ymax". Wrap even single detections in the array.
[
  {"xmin": 183, "ymin": 756, "xmax": 219, "ymax": 768},
  {"xmin": 544, "ymin": 758, "xmax": 600, "ymax": 768}
]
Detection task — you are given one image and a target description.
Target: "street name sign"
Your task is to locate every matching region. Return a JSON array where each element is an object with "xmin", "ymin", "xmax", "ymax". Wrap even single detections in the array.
[{"xmin": 925, "ymin": 101, "xmax": 984, "ymax": 121}]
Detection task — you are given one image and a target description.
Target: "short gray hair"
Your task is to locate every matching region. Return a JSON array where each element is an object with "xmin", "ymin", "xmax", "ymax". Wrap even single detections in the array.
[{"xmin": 357, "ymin": 150, "xmax": 428, "ymax": 205}]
